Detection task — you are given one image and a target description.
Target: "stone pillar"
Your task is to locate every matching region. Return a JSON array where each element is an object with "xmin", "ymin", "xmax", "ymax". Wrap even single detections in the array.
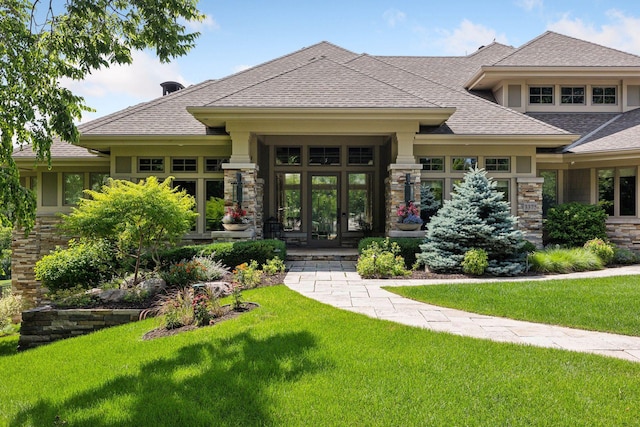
[
  {"xmin": 386, "ymin": 164, "xmax": 422, "ymax": 234},
  {"xmin": 517, "ymin": 177, "xmax": 544, "ymax": 247},
  {"xmin": 222, "ymin": 164, "xmax": 261, "ymax": 237},
  {"xmin": 11, "ymin": 216, "xmax": 69, "ymax": 308}
]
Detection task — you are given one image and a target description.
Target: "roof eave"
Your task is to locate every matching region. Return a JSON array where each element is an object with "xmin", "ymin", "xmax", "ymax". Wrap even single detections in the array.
[{"xmin": 415, "ymin": 133, "xmax": 578, "ymax": 147}]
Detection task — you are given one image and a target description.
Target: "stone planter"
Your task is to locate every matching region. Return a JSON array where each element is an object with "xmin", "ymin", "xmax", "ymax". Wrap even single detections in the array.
[
  {"xmin": 222, "ymin": 223, "xmax": 251, "ymax": 231},
  {"xmin": 396, "ymin": 223, "xmax": 422, "ymax": 231}
]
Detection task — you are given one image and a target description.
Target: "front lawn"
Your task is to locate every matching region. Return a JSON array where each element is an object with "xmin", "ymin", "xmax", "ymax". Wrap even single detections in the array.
[
  {"xmin": 0, "ymin": 279, "xmax": 10, "ymax": 293},
  {"xmin": 386, "ymin": 275, "xmax": 640, "ymax": 336},
  {"xmin": 1, "ymin": 285, "xmax": 639, "ymax": 425}
]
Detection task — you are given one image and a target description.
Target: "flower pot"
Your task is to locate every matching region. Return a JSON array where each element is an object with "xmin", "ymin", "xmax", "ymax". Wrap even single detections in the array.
[
  {"xmin": 222, "ymin": 223, "xmax": 251, "ymax": 231},
  {"xmin": 396, "ymin": 223, "xmax": 421, "ymax": 231}
]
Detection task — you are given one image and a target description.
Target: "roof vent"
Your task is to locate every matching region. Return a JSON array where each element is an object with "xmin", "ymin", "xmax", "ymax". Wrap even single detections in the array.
[{"xmin": 160, "ymin": 81, "xmax": 184, "ymax": 96}]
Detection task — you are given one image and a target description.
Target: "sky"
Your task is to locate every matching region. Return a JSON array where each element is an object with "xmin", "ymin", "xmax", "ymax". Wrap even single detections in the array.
[{"xmin": 65, "ymin": 0, "xmax": 640, "ymax": 123}]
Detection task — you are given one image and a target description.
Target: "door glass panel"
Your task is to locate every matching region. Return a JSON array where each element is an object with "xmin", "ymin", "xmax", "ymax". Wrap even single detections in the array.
[
  {"xmin": 598, "ymin": 169, "xmax": 614, "ymax": 215},
  {"xmin": 620, "ymin": 167, "xmax": 636, "ymax": 216},
  {"xmin": 206, "ymin": 180, "xmax": 224, "ymax": 231},
  {"xmin": 311, "ymin": 175, "xmax": 338, "ymax": 241},
  {"xmin": 276, "ymin": 173, "xmax": 301, "ymax": 231},
  {"xmin": 348, "ymin": 173, "xmax": 371, "ymax": 231}
]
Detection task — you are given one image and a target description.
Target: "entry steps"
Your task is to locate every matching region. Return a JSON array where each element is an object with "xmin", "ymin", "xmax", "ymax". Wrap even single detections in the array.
[{"xmin": 285, "ymin": 248, "xmax": 359, "ymax": 261}]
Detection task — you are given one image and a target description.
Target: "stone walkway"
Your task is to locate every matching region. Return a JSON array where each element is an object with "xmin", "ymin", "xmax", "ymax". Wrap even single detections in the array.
[{"xmin": 284, "ymin": 261, "xmax": 640, "ymax": 363}]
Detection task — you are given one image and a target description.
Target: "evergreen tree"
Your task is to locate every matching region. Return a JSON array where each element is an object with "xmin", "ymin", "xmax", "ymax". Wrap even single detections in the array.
[
  {"xmin": 420, "ymin": 185, "xmax": 441, "ymax": 224},
  {"xmin": 417, "ymin": 167, "xmax": 525, "ymax": 276}
]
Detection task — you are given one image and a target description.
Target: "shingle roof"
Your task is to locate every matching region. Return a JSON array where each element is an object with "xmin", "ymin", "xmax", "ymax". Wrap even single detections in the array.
[
  {"xmin": 567, "ymin": 109, "xmax": 640, "ymax": 153},
  {"xmin": 493, "ymin": 31, "xmax": 640, "ymax": 67},
  {"xmin": 13, "ymin": 139, "xmax": 101, "ymax": 159},
  {"xmin": 526, "ymin": 113, "xmax": 620, "ymax": 136}
]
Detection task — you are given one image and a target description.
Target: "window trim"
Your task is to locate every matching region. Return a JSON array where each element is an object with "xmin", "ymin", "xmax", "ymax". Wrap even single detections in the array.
[
  {"xmin": 485, "ymin": 157, "xmax": 510, "ymax": 172},
  {"xmin": 451, "ymin": 156, "xmax": 477, "ymax": 172},
  {"xmin": 419, "ymin": 156, "xmax": 445, "ymax": 172},
  {"xmin": 171, "ymin": 157, "xmax": 198, "ymax": 173},
  {"xmin": 560, "ymin": 86, "xmax": 585, "ymax": 105},
  {"xmin": 275, "ymin": 146, "xmax": 302, "ymax": 166},
  {"xmin": 592, "ymin": 86, "xmax": 617, "ymax": 105},
  {"xmin": 138, "ymin": 157, "xmax": 164, "ymax": 173},
  {"xmin": 529, "ymin": 86, "xmax": 554, "ymax": 105},
  {"xmin": 62, "ymin": 172, "xmax": 85, "ymax": 206}
]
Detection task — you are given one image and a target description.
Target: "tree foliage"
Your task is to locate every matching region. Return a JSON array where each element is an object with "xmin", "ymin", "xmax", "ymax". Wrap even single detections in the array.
[
  {"xmin": 544, "ymin": 202, "xmax": 608, "ymax": 247},
  {"xmin": 0, "ymin": 0, "xmax": 204, "ymax": 231},
  {"xmin": 59, "ymin": 176, "xmax": 198, "ymax": 284},
  {"xmin": 417, "ymin": 167, "xmax": 526, "ymax": 276}
]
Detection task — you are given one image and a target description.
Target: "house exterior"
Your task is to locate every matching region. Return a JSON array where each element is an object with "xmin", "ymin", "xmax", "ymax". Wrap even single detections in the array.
[{"xmin": 12, "ymin": 31, "xmax": 640, "ymax": 304}]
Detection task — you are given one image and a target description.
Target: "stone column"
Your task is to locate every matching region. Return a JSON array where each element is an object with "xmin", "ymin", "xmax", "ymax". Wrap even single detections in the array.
[
  {"xmin": 11, "ymin": 216, "xmax": 69, "ymax": 307},
  {"xmin": 386, "ymin": 164, "xmax": 422, "ymax": 234},
  {"xmin": 222, "ymin": 164, "xmax": 260, "ymax": 238},
  {"xmin": 516, "ymin": 177, "xmax": 544, "ymax": 247}
]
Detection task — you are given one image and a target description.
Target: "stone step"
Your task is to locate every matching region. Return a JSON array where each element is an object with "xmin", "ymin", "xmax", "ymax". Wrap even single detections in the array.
[{"xmin": 285, "ymin": 248, "xmax": 359, "ymax": 261}]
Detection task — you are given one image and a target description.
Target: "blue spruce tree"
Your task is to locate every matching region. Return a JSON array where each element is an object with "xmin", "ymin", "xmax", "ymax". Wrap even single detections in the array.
[{"xmin": 417, "ymin": 167, "xmax": 526, "ymax": 276}]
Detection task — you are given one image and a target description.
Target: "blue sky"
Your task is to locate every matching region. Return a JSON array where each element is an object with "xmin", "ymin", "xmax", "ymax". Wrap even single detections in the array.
[{"xmin": 66, "ymin": 0, "xmax": 640, "ymax": 123}]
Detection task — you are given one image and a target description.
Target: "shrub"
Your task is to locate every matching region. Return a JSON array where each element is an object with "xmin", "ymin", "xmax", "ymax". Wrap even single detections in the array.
[
  {"xmin": 47, "ymin": 286, "xmax": 99, "ymax": 308},
  {"xmin": 528, "ymin": 248, "xmax": 603, "ymax": 273},
  {"xmin": 263, "ymin": 256, "xmax": 286, "ymax": 275},
  {"xmin": 358, "ymin": 237, "xmax": 422, "ymax": 269},
  {"xmin": 193, "ymin": 253, "xmax": 228, "ymax": 281},
  {"xmin": 461, "ymin": 248, "xmax": 488, "ymax": 275},
  {"xmin": 160, "ymin": 259, "xmax": 207, "ymax": 287},
  {"xmin": 612, "ymin": 247, "xmax": 638, "ymax": 265},
  {"xmin": 544, "ymin": 202, "xmax": 608, "ymax": 247},
  {"xmin": 155, "ymin": 287, "xmax": 195, "ymax": 329},
  {"xmin": 233, "ymin": 260, "xmax": 262, "ymax": 289},
  {"xmin": 34, "ymin": 239, "xmax": 116, "ymax": 292},
  {"xmin": 356, "ymin": 238, "xmax": 409, "ymax": 278},
  {"xmin": 0, "ymin": 292, "xmax": 22, "ymax": 332},
  {"xmin": 521, "ymin": 240, "xmax": 537, "ymax": 254},
  {"xmin": 583, "ymin": 238, "xmax": 615, "ymax": 265}
]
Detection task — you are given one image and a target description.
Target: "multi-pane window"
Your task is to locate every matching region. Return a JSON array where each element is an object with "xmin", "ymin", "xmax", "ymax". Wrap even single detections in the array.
[
  {"xmin": 138, "ymin": 157, "xmax": 164, "ymax": 172},
  {"xmin": 495, "ymin": 180, "xmax": 510, "ymax": 202},
  {"xmin": 451, "ymin": 157, "xmax": 477, "ymax": 171},
  {"xmin": 276, "ymin": 173, "xmax": 302, "ymax": 231},
  {"xmin": 592, "ymin": 87, "xmax": 617, "ymax": 105},
  {"xmin": 90, "ymin": 173, "xmax": 109, "ymax": 191},
  {"xmin": 275, "ymin": 147, "xmax": 301, "ymax": 165},
  {"xmin": 485, "ymin": 157, "xmax": 510, "ymax": 172},
  {"xmin": 173, "ymin": 180, "xmax": 197, "ymax": 230},
  {"xmin": 561, "ymin": 87, "xmax": 585, "ymax": 104},
  {"xmin": 420, "ymin": 180, "xmax": 443, "ymax": 222},
  {"xmin": 348, "ymin": 147, "xmax": 374, "ymax": 165},
  {"xmin": 598, "ymin": 167, "xmax": 636, "ymax": 216},
  {"xmin": 419, "ymin": 157, "xmax": 444, "ymax": 171},
  {"xmin": 205, "ymin": 157, "xmax": 228, "ymax": 172},
  {"xmin": 309, "ymin": 147, "xmax": 340, "ymax": 165},
  {"xmin": 529, "ymin": 86, "xmax": 553, "ymax": 104},
  {"xmin": 205, "ymin": 179, "xmax": 224, "ymax": 231},
  {"xmin": 539, "ymin": 170, "xmax": 558, "ymax": 216},
  {"xmin": 348, "ymin": 173, "xmax": 372, "ymax": 231},
  {"xmin": 63, "ymin": 173, "xmax": 84, "ymax": 205},
  {"xmin": 172, "ymin": 158, "xmax": 197, "ymax": 172}
]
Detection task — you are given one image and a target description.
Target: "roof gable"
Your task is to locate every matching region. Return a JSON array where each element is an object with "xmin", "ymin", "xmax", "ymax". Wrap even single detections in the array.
[{"xmin": 494, "ymin": 31, "xmax": 640, "ymax": 67}]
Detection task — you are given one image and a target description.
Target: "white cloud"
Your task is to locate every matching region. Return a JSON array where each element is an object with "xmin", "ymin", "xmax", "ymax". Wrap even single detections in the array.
[
  {"xmin": 547, "ymin": 9, "xmax": 640, "ymax": 55},
  {"xmin": 516, "ymin": 0, "xmax": 543, "ymax": 12},
  {"xmin": 434, "ymin": 19, "xmax": 508, "ymax": 55},
  {"xmin": 233, "ymin": 64, "xmax": 253, "ymax": 73},
  {"xmin": 60, "ymin": 50, "xmax": 188, "ymax": 102},
  {"xmin": 383, "ymin": 8, "xmax": 406, "ymax": 28},
  {"xmin": 183, "ymin": 14, "xmax": 219, "ymax": 32}
]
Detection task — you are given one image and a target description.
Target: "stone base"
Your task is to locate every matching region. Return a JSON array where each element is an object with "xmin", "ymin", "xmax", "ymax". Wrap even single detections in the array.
[
  {"xmin": 211, "ymin": 229, "xmax": 256, "ymax": 242},
  {"xmin": 388, "ymin": 230, "xmax": 426, "ymax": 238}
]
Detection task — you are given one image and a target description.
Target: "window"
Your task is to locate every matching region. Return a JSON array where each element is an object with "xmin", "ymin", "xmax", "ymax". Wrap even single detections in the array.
[
  {"xmin": 90, "ymin": 173, "xmax": 109, "ymax": 191},
  {"xmin": 138, "ymin": 157, "xmax": 164, "ymax": 172},
  {"xmin": 561, "ymin": 86, "xmax": 585, "ymax": 104},
  {"xmin": 276, "ymin": 173, "xmax": 301, "ymax": 231},
  {"xmin": 451, "ymin": 157, "xmax": 477, "ymax": 171},
  {"xmin": 348, "ymin": 173, "xmax": 372, "ymax": 231},
  {"xmin": 421, "ymin": 180, "xmax": 443, "ymax": 222},
  {"xmin": 539, "ymin": 170, "xmax": 558, "ymax": 216},
  {"xmin": 172, "ymin": 158, "xmax": 197, "ymax": 172},
  {"xmin": 419, "ymin": 157, "xmax": 444, "ymax": 172},
  {"xmin": 173, "ymin": 180, "xmax": 197, "ymax": 230},
  {"xmin": 63, "ymin": 173, "xmax": 84, "ymax": 205},
  {"xmin": 529, "ymin": 86, "xmax": 553, "ymax": 104},
  {"xmin": 275, "ymin": 147, "xmax": 301, "ymax": 165},
  {"xmin": 42, "ymin": 172, "xmax": 57, "ymax": 207},
  {"xmin": 485, "ymin": 157, "xmax": 510, "ymax": 172},
  {"xmin": 348, "ymin": 147, "xmax": 374, "ymax": 165},
  {"xmin": 205, "ymin": 180, "xmax": 224, "ymax": 231},
  {"xmin": 495, "ymin": 180, "xmax": 510, "ymax": 202},
  {"xmin": 598, "ymin": 167, "xmax": 636, "ymax": 216},
  {"xmin": 309, "ymin": 147, "xmax": 340, "ymax": 165},
  {"xmin": 592, "ymin": 87, "xmax": 617, "ymax": 105},
  {"xmin": 205, "ymin": 157, "xmax": 228, "ymax": 172}
]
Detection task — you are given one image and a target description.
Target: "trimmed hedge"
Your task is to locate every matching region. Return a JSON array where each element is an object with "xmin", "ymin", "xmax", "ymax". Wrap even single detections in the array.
[
  {"xmin": 544, "ymin": 202, "xmax": 608, "ymax": 247},
  {"xmin": 154, "ymin": 239, "xmax": 287, "ymax": 270},
  {"xmin": 358, "ymin": 237, "xmax": 422, "ymax": 268}
]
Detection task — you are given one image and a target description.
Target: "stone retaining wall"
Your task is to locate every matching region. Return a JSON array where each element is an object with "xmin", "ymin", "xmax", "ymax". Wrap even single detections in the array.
[{"xmin": 19, "ymin": 307, "xmax": 143, "ymax": 351}]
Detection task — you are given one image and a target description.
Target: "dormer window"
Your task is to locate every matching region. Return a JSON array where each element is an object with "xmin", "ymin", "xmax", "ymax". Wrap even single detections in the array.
[
  {"xmin": 560, "ymin": 86, "xmax": 585, "ymax": 104},
  {"xmin": 592, "ymin": 87, "xmax": 617, "ymax": 105},
  {"xmin": 529, "ymin": 86, "xmax": 553, "ymax": 104}
]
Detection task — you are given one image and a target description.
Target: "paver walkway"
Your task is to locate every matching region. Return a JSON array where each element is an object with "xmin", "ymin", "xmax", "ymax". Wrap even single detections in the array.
[{"xmin": 284, "ymin": 261, "xmax": 640, "ymax": 363}]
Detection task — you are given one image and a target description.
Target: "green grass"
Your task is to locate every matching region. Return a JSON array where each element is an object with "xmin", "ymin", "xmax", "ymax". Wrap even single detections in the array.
[
  {"xmin": 0, "ymin": 279, "xmax": 10, "ymax": 294},
  {"xmin": 2, "ymin": 285, "xmax": 640, "ymax": 426},
  {"xmin": 386, "ymin": 275, "xmax": 640, "ymax": 336}
]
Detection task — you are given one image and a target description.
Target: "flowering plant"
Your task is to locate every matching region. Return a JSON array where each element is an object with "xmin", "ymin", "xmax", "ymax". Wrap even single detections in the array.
[
  {"xmin": 222, "ymin": 203, "xmax": 248, "ymax": 224},
  {"xmin": 396, "ymin": 201, "xmax": 423, "ymax": 224}
]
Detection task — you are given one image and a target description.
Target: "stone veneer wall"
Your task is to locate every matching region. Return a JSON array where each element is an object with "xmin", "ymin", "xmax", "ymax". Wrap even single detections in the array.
[
  {"xmin": 606, "ymin": 219, "xmax": 640, "ymax": 251},
  {"xmin": 516, "ymin": 178, "xmax": 543, "ymax": 248},
  {"xmin": 11, "ymin": 216, "xmax": 69, "ymax": 308},
  {"xmin": 386, "ymin": 165, "xmax": 422, "ymax": 233},
  {"xmin": 19, "ymin": 307, "xmax": 143, "ymax": 350}
]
